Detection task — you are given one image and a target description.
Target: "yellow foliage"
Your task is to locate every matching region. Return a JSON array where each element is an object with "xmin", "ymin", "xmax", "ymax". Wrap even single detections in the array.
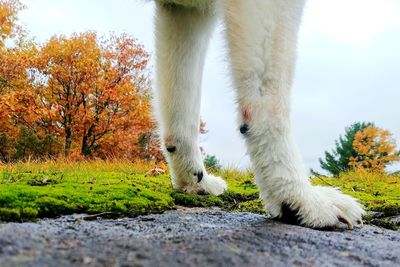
[
  {"xmin": 349, "ymin": 126, "xmax": 400, "ymax": 173},
  {"xmin": 0, "ymin": 0, "xmax": 24, "ymax": 48}
]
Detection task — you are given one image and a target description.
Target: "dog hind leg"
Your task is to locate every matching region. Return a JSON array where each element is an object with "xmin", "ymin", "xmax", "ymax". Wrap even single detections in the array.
[
  {"xmin": 155, "ymin": 2, "xmax": 227, "ymax": 195},
  {"xmin": 222, "ymin": 0, "xmax": 364, "ymax": 228}
]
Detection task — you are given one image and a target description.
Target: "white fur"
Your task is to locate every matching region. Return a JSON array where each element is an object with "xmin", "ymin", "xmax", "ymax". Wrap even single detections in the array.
[{"xmin": 154, "ymin": 0, "xmax": 365, "ymax": 229}]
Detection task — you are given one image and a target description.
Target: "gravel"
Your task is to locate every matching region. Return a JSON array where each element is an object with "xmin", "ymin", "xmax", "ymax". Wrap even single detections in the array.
[{"xmin": 0, "ymin": 207, "xmax": 399, "ymax": 267}]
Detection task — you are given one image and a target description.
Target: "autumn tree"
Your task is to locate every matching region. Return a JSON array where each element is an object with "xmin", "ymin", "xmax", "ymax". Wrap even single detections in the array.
[
  {"xmin": 0, "ymin": 1, "xmax": 162, "ymax": 162},
  {"xmin": 32, "ymin": 32, "xmax": 157, "ymax": 159},
  {"xmin": 319, "ymin": 122, "xmax": 373, "ymax": 176},
  {"xmin": 349, "ymin": 126, "xmax": 400, "ymax": 173},
  {"xmin": 0, "ymin": 0, "xmax": 41, "ymax": 161},
  {"xmin": 0, "ymin": 0, "xmax": 25, "ymax": 122},
  {"xmin": 80, "ymin": 34, "xmax": 153, "ymax": 158}
]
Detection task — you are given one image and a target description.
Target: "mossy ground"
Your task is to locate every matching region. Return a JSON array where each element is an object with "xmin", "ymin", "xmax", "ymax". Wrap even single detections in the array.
[
  {"xmin": 312, "ymin": 171, "xmax": 400, "ymax": 229},
  {"xmin": 1, "ymin": 161, "xmax": 399, "ymax": 228},
  {"xmin": 0, "ymin": 161, "xmax": 259, "ymax": 222}
]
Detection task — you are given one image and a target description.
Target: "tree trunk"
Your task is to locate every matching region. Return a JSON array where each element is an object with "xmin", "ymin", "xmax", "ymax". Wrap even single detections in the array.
[
  {"xmin": 81, "ymin": 125, "xmax": 95, "ymax": 156},
  {"xmin": 64, "ymin": 127, "xmax": 72, "ymax": 157},
  {"xmin": 81, "ymin": 134, "xmax": 89, "ymax": 156}
]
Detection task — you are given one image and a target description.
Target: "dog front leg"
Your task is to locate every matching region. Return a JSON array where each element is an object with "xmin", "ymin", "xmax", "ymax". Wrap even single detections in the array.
[
  {"xmin": 155, "ymin": 3, "xmax": 227, "ymax": 195},
  {"xmin": 223, "ymin": 0, "xmax": 364, "ymax": 228}
]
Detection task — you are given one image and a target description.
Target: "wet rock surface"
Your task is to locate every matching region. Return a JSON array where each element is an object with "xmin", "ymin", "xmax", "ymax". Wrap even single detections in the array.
[{"xmin": 0, "ymin": 207, "xmax": 399, "ymax": 267}]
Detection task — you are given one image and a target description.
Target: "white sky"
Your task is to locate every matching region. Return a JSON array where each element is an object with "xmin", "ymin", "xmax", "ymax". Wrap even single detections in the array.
[{"xmin": 19, "ymin": 0, "xmax": 400, "ymax": 173}]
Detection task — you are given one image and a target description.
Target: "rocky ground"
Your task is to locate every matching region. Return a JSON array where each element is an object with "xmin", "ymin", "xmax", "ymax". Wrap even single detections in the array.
[{"xmin": 0, "ymin": 207, "xmax": 399, "ymax": 267}]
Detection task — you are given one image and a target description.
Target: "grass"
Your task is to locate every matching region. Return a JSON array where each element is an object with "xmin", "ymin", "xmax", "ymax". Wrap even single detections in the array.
[
  {"xmin": 312, "ymin": 171, "xmax": 400, "ymax": 229},
  {"xmin": 312, "ymin": 171, "xmax": 400, "ymax": 216},
  {"xmin": 0, "ymin": 161, "xmax": 399, "ymax": 228},
  {"xmin": 0, "ymin": 160, "xmax": 259, "ymax": 222}
]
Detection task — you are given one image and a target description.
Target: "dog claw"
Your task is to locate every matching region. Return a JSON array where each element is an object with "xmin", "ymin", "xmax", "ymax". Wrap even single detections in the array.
[{"xmin": 338, "ymin": 215, "xmax": 353, "ymax": 230}]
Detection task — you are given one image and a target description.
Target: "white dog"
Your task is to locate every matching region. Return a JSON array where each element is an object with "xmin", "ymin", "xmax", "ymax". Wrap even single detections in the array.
[{"xmin": 154, "ymin": 0, "xmax": 364, "ymax": 229}]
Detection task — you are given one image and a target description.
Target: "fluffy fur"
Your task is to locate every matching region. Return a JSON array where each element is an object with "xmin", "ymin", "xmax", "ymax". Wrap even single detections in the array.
[{"xmin": 154, "ymin": 0, "xmax": 365, "ymax": 229}]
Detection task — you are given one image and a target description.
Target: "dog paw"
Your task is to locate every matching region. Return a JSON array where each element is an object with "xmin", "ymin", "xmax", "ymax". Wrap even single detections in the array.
[
  {"xmin": 199, "ymin": 174, "xmax": 228, "ymax": 196},
  {"xmin": 177, "ymin": 173, "xmax": 228, "ymax": 196},
  {"xmin": 279, "ymin": 186, "xmax": 365, "ymax": 229}
]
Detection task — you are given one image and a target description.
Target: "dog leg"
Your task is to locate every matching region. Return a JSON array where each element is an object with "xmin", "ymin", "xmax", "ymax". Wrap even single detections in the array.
[
  {"xmin": 223, "ymin": 0, "xmax": 364, "ymax": 228},
  {"xmin": 155, "ymin": 2, "xmax": 227, "ymax": 195}
]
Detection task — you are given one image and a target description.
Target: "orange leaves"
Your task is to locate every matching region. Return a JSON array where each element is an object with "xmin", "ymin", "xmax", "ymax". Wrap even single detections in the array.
[
  {"xmin": 0, "ymin": 20, "xmax": 36, "ymax": 142},
  {"xmin": 0, "ymin": 0, "xmax": 159, "ymax": 161},
  {"xmin": 0, "ymin": 0, "xmax": 25, "ymax": 48},
  {"xmin": 0, "ymin": 46, "xmax": 32, "ymax": 92},
  {"xmin": 29, "ymin": 31, "xmax": 157, "ymax": 159},
  {"xmin": 349, "ymin": 126, "xmax": 400, "ymax": 173}
]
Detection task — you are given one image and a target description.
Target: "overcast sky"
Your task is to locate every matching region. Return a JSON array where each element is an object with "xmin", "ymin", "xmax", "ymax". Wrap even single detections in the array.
[{"xmin": 19, "ymin": 0, "xmax": 400, "ymax": 173}]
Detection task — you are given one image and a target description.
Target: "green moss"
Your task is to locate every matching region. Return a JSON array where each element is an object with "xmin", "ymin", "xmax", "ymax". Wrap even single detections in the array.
[
  {"xmin": 0, "ymin": 208, "xmax": 21, "ymax": 221},
  {"xmin": 368, "ymin": 204, "xmax": 400, "ymax": 217},
  {"xmin": 0, "ymin": 162, "xmax": 176, "ymax": 222},
  {"xmin": 369, "ymin": 219, "xmax": 399, "ymax": 231},
  {"xmin": 172, "ymin": 192, "xmax": 224, "ymax": 207},
  {"xmin": 232, "ymin": 199, "xmax": 266, "ymax": 214},
  {"xmin": 21, "ymin": 207, "xmax": 39, "ymax": 221},
  {"xmin": 1, "ymin": 162, "xmax": 399, "ymax": 223},
  {"xmin": 312, "ymin": 172, "xmax": 400, "ymax": 217}
]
